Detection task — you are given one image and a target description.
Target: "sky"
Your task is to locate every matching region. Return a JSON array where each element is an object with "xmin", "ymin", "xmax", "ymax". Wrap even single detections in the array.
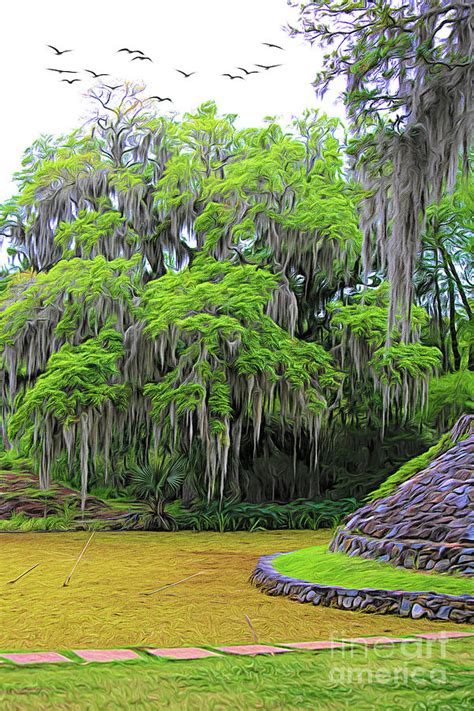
[{"xmin": 1, "ymin": 0, "xmax": 345, "ymax": 204}]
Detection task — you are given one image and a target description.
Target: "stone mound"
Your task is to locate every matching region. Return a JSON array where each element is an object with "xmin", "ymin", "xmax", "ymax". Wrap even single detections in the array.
[{"xmin": 330, "ymin": 415, "xmax": 474, "ymax": 576}]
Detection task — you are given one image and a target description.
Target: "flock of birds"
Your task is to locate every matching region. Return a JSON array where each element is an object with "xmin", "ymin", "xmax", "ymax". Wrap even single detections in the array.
[{"xmin": 46, "ymin": 42, "xmax": 285, "ymax": 103}]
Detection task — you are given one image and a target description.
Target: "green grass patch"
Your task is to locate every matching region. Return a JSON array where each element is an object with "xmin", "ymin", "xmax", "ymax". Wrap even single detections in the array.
[
  {"xmin": 0, "ymin": 509, "xmax": 88, "ymax": 532},
  {"xmin": 273, "ymin": 545, "xmax": 474, "ymax": 596},
  {"xmin": 0, "ymin": 639, "xmax": 471, "ymax": 710}
]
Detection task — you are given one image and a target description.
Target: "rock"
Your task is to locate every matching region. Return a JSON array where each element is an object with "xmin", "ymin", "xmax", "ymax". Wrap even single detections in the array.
[
  {"xmin": 435, "ymin": 605, "xmax": 452, "ymax": 621},
  {"xmin": 433, "ymin": 560, "xmax": 451, "ymax": 573},
  {"xmin": 411, "ymin": 604, "xmax": 427, "ymax": 619},
  {"xmin": 399, "ymin": 598, "xmax": 412, "ymax": 616}
]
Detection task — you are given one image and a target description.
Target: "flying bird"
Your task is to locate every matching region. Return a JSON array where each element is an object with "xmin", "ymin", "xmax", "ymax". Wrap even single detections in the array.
[
  {"xmin": 222, "ymin": 73, "xmax": 244, "ymax": 80},
  {"xmin": 237, "ymin": 67, "xmax": 259, "ymax": 75},
  {"xmin": 85, "ymin": 69, "xmax": 109, "ymax": 78},
  {"xmin": 61, "ymin": 78, "xmax": 81, "ymax": 84},
  {"xmin": 255, "ymin": 63, "xmax": 283, "ymax": 70},
  {"xmin": 131, "ymin": 55, "xmax": 153, "ymax": 62},
  {"xmin": 47, "ymin": 45, "xmax": 73, "ymax": 55},
  {"xmin": 46, "ymin": 68, "xmax": 78, "ymax": 74},
  {"xmin": 104, "ymin": 84, "xmax": 122, "ymax": 90},
  {"xmin": 262, "ymin": 42, "xmax": 284, "ymax": 50},
  {"xmin": 148, "ymin": 95, "xmax": 173, "ymax": 102},
  {"xmin": 175, "ymin": 69, "xmax": 197, "ymax": 78},
  {"xmin": 117, "ymin": 48, "xmax": 144, "ymax": 54}
]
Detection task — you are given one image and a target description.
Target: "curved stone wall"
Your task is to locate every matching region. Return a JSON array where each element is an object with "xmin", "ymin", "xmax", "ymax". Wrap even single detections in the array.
[
  {"xmin": 250, "ymin": 553, "xmax": 474, "ymax": 624},
  {"xmin": 330, "ymin": 528, "xmax": 474, "ymax": 576}
]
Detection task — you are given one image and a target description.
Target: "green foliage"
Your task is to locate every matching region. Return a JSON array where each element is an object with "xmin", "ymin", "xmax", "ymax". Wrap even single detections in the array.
[
  {"xmin": 128, "ymin": 453, "xmax": 189, "ymax": 531},
  {"xmin": 55, "ymin": 210, "xmax": 138, "ymax": 257},
  {"xmin": 0, "ymin": 256, "xmax": 141, "ymax": 346},
  {"xmin": 0, "ymin": 94, "xmax": 469, "ymax": 507},
  {"xmin": 9, "ymin": 328, "xmax": 128, "ymax": 437},
  {"xmin": 329, "ymin": 285, "xmax": 430, "ymax": 347},
  {"xmin": 423, "ymin": 371, "xmax": 474, "ymax": 431},
  {"xmin": 369, "ymin": 343, "xmax": 442, "ymax": 386},
  {"xmin": 175, "ymin": 498, "xmax": 358, "ymax": 532},
  {"xmin": 0, "ymin": 449, "xmax": 32, "ymax": 471},
  {"xmin": 142, "ymin": 256, "xmax": 340, "ymax": 460}
]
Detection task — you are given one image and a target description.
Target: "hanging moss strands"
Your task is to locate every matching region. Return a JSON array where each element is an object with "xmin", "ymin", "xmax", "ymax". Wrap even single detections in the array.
[
  {"xmin": 290, "ymin": 1, "xmax": 473, "ymax": 341},
  {"xmin": 0, "ymin": 88, "xmax": 467, "ymax": 506},
  {"xmin": 140, "ymin": 256, "xmax": 340, "ymax": 499}
]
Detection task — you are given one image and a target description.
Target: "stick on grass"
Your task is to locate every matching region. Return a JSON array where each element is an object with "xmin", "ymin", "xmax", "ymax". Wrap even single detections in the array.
[
  {"xmin": 7, "ymin": 563, "xmax": 41, "ymax": 585},
  {"xmin": 63, "ymin": 531, "xmax": 95, "ymax": 587},
  {"xmin": 142, "ymin": 571, "xmax": 204, "ymax": 596},
  {"xmin": 244, "ymin": 614, "xmax": 259, "ymax": 644}
]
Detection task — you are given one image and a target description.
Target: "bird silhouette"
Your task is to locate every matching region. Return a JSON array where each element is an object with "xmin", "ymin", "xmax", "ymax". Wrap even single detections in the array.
[
  {"xmin": 176, "ymin": 69, "xmax": 197, "ymax": 78},
  {"xmin": 237, "ymin": 67, "xmax": 259, "ymax": 75},
  {"xmin": 255, "ymin": 63, "xmax": 282, "ymax": 70},
  {"xmin": 148, "ymin": 95, "xmax": 173, "ymax": 102},
  {"xmin": 104, "ymin": 84, "xmax": 122, "ymax": 90},
  {"xmin": 47, "ymin": 45, "xmax": 73, "ymax": 55},
  {"xmin": 85, "ymin": 69, "xmax": 110, "ymax": 78},
  {"xmin": 61, "ymin": 78, "xmax": 81, "ymax": 84},
  {"xmin": 117, "ymin": 48, "xmax": 144, "ymax": 54},
  {"xmin": 222, "ymin": 73, "xmax": 244, "ymax": 80},
  {"xmin": 131, "ymin": 55, "xmax": 152, "ymax": 62},
  {"xmin": 262, "ymin": 42, "xmax": 284, "ymax": 50},
  {"xmin": 47, "ymin": 68, "xmax": 78, "ymax": 74}
]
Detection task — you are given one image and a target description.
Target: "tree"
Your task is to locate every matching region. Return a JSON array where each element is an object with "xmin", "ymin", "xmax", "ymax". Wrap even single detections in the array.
[
  {"xmin": 0, "ymin": 89, "xmax": 463, "ymax": 506},
  {"xmin": 289, "ymin": 0, "xmax": 473, "ymax": 340},
  {"xmin": 415, "ymin": 169, "xmax": 473, "ymax": 369}
]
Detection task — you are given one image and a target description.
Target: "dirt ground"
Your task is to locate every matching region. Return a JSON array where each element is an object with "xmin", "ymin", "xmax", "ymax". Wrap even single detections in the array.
[{"xmin": 1, "ymin": 531, "xmax": 470, "ymax": 650}]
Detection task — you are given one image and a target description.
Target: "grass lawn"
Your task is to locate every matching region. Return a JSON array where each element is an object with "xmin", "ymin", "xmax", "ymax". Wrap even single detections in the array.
[
  {"xmin": 0, "ymin": 639, "xmax": 472, "ymax": 710},
  {"xmin": 273, "ymin": 545, "xmax": 474, "ymax": 596},
  {"xmin": 1, "ymin": 531, "xmax": 473, "ymax": 652}
]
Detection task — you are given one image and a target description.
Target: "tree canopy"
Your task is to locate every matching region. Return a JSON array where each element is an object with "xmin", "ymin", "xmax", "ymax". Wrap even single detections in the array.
[
  {"xmin": 289, "ymin": 0, "xmax": 473, "ymax": 339},
  {"xmin": 0, "ymin": 86, "xmax": 471, "ymax": 506}
]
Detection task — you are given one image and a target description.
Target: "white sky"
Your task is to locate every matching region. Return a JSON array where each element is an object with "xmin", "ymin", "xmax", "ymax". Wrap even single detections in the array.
[{"xmin": 1, "ymin": 0, "xmax": 345, "ymax": 203}]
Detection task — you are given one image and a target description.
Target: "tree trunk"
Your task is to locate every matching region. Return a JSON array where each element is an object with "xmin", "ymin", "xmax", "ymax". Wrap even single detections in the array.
[
  {"xmin": 442, "ymin": 252, "xmax": 461, "ymax": 371},
  {"xmin": 441, "ymin": 245, "xmax": 472, "ymax": 320},
  {"xmin": 433, "ymin": 249, "xmax": 448, "ymax": 370}
]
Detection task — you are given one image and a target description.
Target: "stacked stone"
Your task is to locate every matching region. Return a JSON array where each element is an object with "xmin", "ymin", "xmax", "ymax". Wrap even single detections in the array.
[
  {"xmin": 250, "ymin": 554, "xmax": 474, "ymax": 623},
  {"xmin": 330, "ymin": 416, "xmax": 474, "ymax": 575},
  {"xmin": 251, "ymin": 416, "xmax": 474, "ymax": 622}
]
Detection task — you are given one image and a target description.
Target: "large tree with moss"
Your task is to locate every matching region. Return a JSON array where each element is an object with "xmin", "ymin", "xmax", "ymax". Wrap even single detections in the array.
[
  {"xmin": 289, "ymin": 0, "xmax": 472, "ymax": 339},
  {"xmin": 0, "ymin": 87, "xmax": 463, "ymax": 505}
]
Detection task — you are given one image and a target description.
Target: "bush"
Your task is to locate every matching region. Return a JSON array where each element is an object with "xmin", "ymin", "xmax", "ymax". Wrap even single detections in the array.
[
  {"xmin": 174, "ymin": 498, "xmax": 359, "ymax": 532},
  {"xmin": 0, "ymin": 448, "xmax": 32, "ymax": 471}
]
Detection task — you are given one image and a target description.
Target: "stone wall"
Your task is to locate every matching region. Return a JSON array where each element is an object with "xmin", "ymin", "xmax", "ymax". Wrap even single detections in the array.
[
  {"xmin": 250, "ymin": 553, "xmax": 474, "ymax": 624},
  {"xmin": 329, "ymin": 417, "xmax": 473, "ymax": 575},
  {"xmin": 330, "ymin": 528, "xmax": 474, "ymax": 575}
]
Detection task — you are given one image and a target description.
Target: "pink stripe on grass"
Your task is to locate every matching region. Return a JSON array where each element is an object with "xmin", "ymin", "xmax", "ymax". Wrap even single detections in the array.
[
  {"xmin": 343, "ymin": 636, "xmax": 418, "ymax": 646},
  {"xmin": 73, "ymin": 649, "xmax": 140, "ymax": 662},
  {"xmin": 415, "ymin": 631, "xmax": 474, "ymax": 640},
  {"xmin": 0, "ymin": 652, "xmax": 72, "ymax": 664},
  {"xmin": 217, "ymin": 644, "xmax": 294, "ymax": 655},
  {"xmin": 282, "ymin": 641, "xmax": 349, "ymax": 650},
  {"xmin": 146, "ymin": 647, "xmax": 220, "ymax": 660}
]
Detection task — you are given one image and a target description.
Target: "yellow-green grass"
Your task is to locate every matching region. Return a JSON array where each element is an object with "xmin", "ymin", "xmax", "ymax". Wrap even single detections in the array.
[
  {"xmin": 0, "ymin": 639, "xmax": 472, "ymax": 710},
  {"xmin": 273, "ymin": 545, "xmax": 474, "ymax": 596},
  {"xmin": 1, "ymin": 531, "xmax": 473, "ymax": 651}
]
